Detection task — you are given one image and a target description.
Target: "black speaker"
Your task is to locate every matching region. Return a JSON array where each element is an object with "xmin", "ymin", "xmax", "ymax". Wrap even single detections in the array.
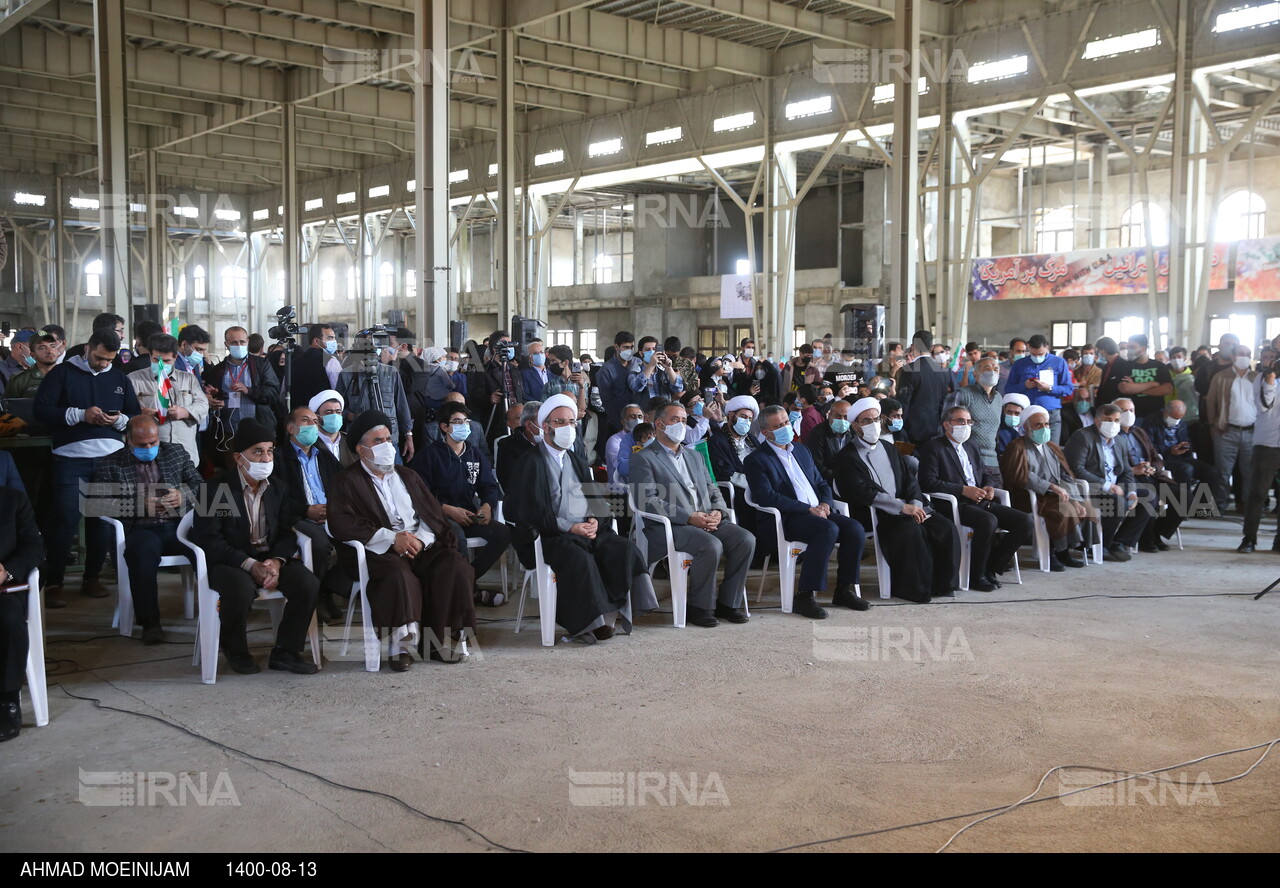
[
  {"xmin": 134, "ymin": 304, "xmax": 161, "ymax": 326},
  {"xmin": 838, "ymin": 303, "xmax": 885, "ymax": 381},
  {"xmin": 449, "ymin": 320, "xmax": 467, "ymax": 353},
  {"xmin": 511, "ymin": 315, "xmax": 539, "ymax": 350}
]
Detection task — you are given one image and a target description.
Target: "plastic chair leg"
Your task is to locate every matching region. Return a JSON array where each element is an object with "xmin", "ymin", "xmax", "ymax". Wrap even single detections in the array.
[{"xmin": 26, "ymin": 588, "xmax": 48, "ymax": 727}]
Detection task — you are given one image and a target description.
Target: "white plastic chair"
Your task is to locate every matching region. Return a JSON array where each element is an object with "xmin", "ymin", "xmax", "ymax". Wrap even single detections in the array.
[
  {"xmin": 517, "ymin": 520, "xmax": 627, "ymax": 647},
  {"xmin": 626, "ymin": 488, "xmax": 694, "ymax": 628},
  {"xmin": 10, "ymin": 569, "xmax": 47, "ymax": 728},
  {"xmin": 929, "ymin": 489, "xmax": 1024, "ymax": 590},
  {"xmin": 743, "ymin": 489, "xmax": 806, "ymax": 614},
  {"xmin": 336, "ymin": 535, "xmax": 381, "ymax": 673},
  {"xmin": 1025, "ymin": 482, "xmax": 1102, "ymax": 570},
  {"xmin": 105, "ymin": 512, "xmax": 196, "ymax": 637},
  {"xmin": 866, "ymin": 506, "xmax": 894, "ymax": 599},
  {"xmin": 178, "ymin": 522, "xmax": 322, "ymax": 684}
]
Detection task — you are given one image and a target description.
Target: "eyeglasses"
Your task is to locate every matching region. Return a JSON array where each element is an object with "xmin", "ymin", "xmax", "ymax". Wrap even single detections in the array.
[{"xmin": 947, "ymin": 419, "xmax": 974, "ymax": 426}]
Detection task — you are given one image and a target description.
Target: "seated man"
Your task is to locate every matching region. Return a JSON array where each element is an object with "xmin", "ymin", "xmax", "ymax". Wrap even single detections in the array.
[
  {"xmin": 277, "ymin": 406, "xmax": 353, "ymax": 624},
  {"xmin": 88, "ymin": 415, "xmax": 203, "ymax": 644},
  {"xmin": 1063, "ymin": 403, "xmax": 1149, "ymax": 562},
  {"xmin": 996, "ymin": 393, "xmax": 1030, "ymax": 455},
  {"xmin": 328, "ymin": 411, "xmax": 476, "ymax": 669},
  {"xmin": 309, "ymin": 390, "xmax": 357, "ymax": 466},
  {"xmin": 128, "ymin": 333, "xmax": 209, "ymax": 468},
  {"xmin": 707, "ymin": 396, "xmax": 761, "ymax": 541},
  {"xmin": 833, "ymin": 398, "xmax": 959, "ymax": 603},
  {"xmin": 999, "ymin": 406, "xmax": 1094, "ymax": 571},
  {"xmin": 1115, "ymin": 398, "xmax": 1182, "ymax": 552},
  {"xmin": 1142, "ymin": 399, "xmax": 1221, "ymax": 506},
  {"xmin": 409, "ymin": 402, "xmax": 511, "ymax": 607},
  {"xmin": 505, "ymin": 394, "xmax": 658, "ymax": 643},
  {"xmin": 496, "ymin": 400, "xmax": 541, "ymax": 496},
  {"xmin": 605, "ymin": 404, "xmax": 645, "ymax": 491},
  {"xmin": 916, "ymin": 406, "xmax": 1032, "ymax": 590},
  {"xmin": 0, "ymin": 486, "xmax": 44, "ymax": 742},
  {"xmin": 745, "ymin": 404, "xmax": 869, "ymax": 618},
  {"xmin": 629, "ymin": 400, "xmax": 755, "ymax": 627},
  {"xmin": 422, "ymin": 391, "xmax": 484, "ymax": 445},
  {"xmin": 807, "ymin": 395, "xmax": 854, "ymax": 484},
  {"xmin": 190, "ymin": 419, "xmax": 319, "ymax": 675}
]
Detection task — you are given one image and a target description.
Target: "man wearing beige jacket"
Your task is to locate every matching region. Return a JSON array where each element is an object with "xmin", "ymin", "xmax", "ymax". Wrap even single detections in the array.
[
  {"xmin": 1205, "ymin": 344, "xmax": 1256, "ymax": 513},
  {"xmin": 128, "ymin": 332, "xmax": 209, "ymax": 467}
]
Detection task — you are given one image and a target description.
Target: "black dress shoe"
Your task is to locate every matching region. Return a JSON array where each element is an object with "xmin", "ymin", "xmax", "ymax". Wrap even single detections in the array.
[
  {"xmin": 592, "ymin": 625, "xmax": 616, "ymax": 641},
  {"xmin": 1155, "ymin": 539, "xmax": 1171, "ymax": 551},
  {"xmin": 831, "ymin": 586, "xmax": 870, "ymax": 611},
  {"xmin": 0, "ymin": 701, "xmax": 19, "ymax": 742},
  {"xmin": 932, "ymin": 589, "xmax": 956, "ymax": 598},
  {"xmin": 1103, "ymin": 545, "xmax": 1132, "ymax": 563},
  {"xmin": 268, "ymin": 648, "xmax": 319, "ymax": 675},
  {"xmin": 714, "ymin": 603, "xmax": 750, "ymax": 623},
  {"xmin": 428, "ymin": 647, "xmax": 467, "ymax": 664},
  {"xmin": 1138, "ymin": 543, "xmax": 1161, "ymax": 553},
  {"xmin": 225, "ymin": 653, "xmax": 260, "ymax": 675},
  {"xmin": 1047, "ymin": 554, "xmax": 1067, "ymax": 572},
  {"xmin": 687, "ymin": 608, "xmax": 719, "ymax": 628},
  {"xmin": 983, "ymin": 574, "xmax": 1004, "ymax": 589},
  {"xmin": 1059, "ymin": 552, "xmax": 1086, "ymax": 568},
  {"xmin": 792, "ymin": 594, "xmax": 828, "ymax": 619},
  {"xmin": 141, "ymin": 625, "xmax": 163, "ymax": 646},
  {"xmin": 1238, "ymin": 539, "xmax": 1256, "ymax": 553},
  {"xmin": 969, "ymin": 578, "xmax": 997, "ymax": 592},
  {"xmin": 389, "ymin": 652, "xmax": 412, "ymax": 672}
]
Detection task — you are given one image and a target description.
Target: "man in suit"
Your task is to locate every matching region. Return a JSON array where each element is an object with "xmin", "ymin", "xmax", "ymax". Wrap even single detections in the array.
[
  {"xmin": 309, "ymin": 389, "xmax": 357, "ymax": 466},
  {"xmin": 276, "ymin": 405, "xmax": 352, "ymax": 625},
  {"xmin": 202, "ymin": 325, "xmax": 281, "ymax": 436},
  {"xmin": 1000, "ymin": 406, "xmax": 1093, "ymax": 570},
  {"xmin": 807, "ymin": 396, "xmax": 854, "ymax": 483},
  {"xmin": 496, "ymin": 400, "xmax": 540, "ymax": 497},
  {"xmin": 327, "ymin": 411, "xmax": 476, "ymax": 669},
  {"xmin": 190, "ymin": 419, "xmax": 319, "ymax": 676},
  {"xmin": 1115, "ymin": 398, "xmax": 1184, "ymax": 552},
  {"xmin": 917, "ymin": 405, "xmax": 1032, "ymax": 590},
  {"xmin": 833, "ymin": 398, "xmax": 960, "ymax": 603},
  {"xmin": 88, "ymin": 415, "xmax": 203, "ymax": 644},
  {"xmin": 630, "ymin": 400, "xmax": 754, "ymax": 627},
  {"xmin": 897, "ymin": 330, "xmax": 953, "ymax": 445},
  {"xmin": 520, "ymin": 339, "xmax": 551, "ymax": 403},
  {"xmin": 290, "ymin": 323, "xmax": 340, "ymax": 412},
  {"xmin": 505, "ymin": 394, "xmax": 658, "ymax": 642},
  {"xmin": 745, "ymin": 404, "xmax": 868, "ymax": 618},
  {"xmin": 0, "ymin": 487, "xmax": 44, "ymax": 741},
  {"xmin": 1143, "ymin": 400, "xmax": 1220, "ymax": 496},
  {"xmin": 1064, "ymin": 403, "xmax": 1149, "ymax": 562}
]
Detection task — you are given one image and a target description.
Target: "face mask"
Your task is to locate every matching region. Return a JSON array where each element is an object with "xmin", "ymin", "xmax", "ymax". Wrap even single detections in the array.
[
  {"xmin": 1170, "ymin": 358, "xmax": 1186, "ymax": 371},
  {"xmin": 820, "ymin": 394, "xmax": 834, "ymax": 403},
  {"xmin": 240, "ymin": 457, "xmax": 273, "ymax": 481},
  {"xmin": 662, "ymin": 422, "xmax": 686, "ymax": 444},
  {"xmin": 771, "ymin": 425, "xmax": 795, "ymax": 446},
  {"xmin": 154, "ymin": 359, "xmax": 172, "ymax": 378},
  {"xmin": 23, "ymin": 354, "xmax": 36, "ymax": 368},
  {"xmin": 830, "ymin": 418, "xmax": 851, "ymax": 435},
  {"xmin": 367, "ymin": 441, "xmax": 398, "ymax": 468},
  {"xmin": 1120, "ymin": 410, "xmax": 1136, "ymax": 429},
  {"xmin": 934, "ymin": 352, "xmax": 949, "ymax": 366},
  {"xmin": 619, "ymin": 349, "xmax": 634, "ymax": 362},
  {"xmin": 1004, "ymin": 414, "xmax": 1021, "ymax": 428},
  {"xmin": 788, "ymin": 410, "xmax": 802, "ymax": 424},
  {"xmin": 717, "ymin": 380, "xmax": 728, "ymax": 393},
  {"xmin": 733, "ymin": 418, "xmax": 751, "ymax": 437},
  {"xmin": 1030, "ymin": 427, "xmax": 1052, "ymax": 446},
  {"xmin": 888, "ymin": 418, "xmax": 904, "ymax": 433},
  {"xmin": 320, "ymin": 414, "xmax": 343, "ymax": 434},
  {"xmin": 449, "ymin": 423, "xmax": 471, "ymax": 443},
  {"xmin": 295, "ymin": 425, "xmax": 319, "ymax": 447},
  {"xmin": 1098, "ymin": 421, "xmax": 1120, "ymax": 440},
  {"xmin": 1235, "ymin": 356, "xmax": 1251, "ymax": 370},
  {"xmin": 812, "ymin": 348, "xmax": 823, "ymax": 359},
  {"xmin": 553, "ymin": 424, "xmax": 577, "ymax": 450},
  {"xmin": 324, "ymin": 340, "xmax": 338, "ymax": 355},
  {"xmin": 742, "ymin": 348, "xmax": 754, "ymax": 359},
  {"xmin": 1012, "ymin": 352, "xmax": 1027, "ymax": 361},
  {"xmin": 132, "ymin": 445, "xmax": 159, "ymax": 462},
  {"xmin": 979, "ymin": 371, "xmax": 1000, "ymax": 388},
  {"xmin": 1081, "ymin": 354, "xmax": 1095, "ymax": 366},
  {"xmin": 1164, "ymin": 416, "xmax": 1180, "ymax": 428},
  {"xmin": 228, "ymin": 345, "xmax": 248, "ymax": 360},
  {"xmin": 624, "ymin": 418, "xmax": 640, "ymax": 433},
  {"xmin": 640, "ymin": 437, "xmax": 654, "ymax": 449},
  {"xmin": 502, "ymin": 346, "xmax": 515, "ymax": 361},
  {"xmin": 692, "ymin": 402, "xmax": 704, "ymax": 416},
  {"xmin": 1075, "ymin": 400, "xmax": 1092, "ymax": 414},
  {"xmin": 531, "ymin": 353, "xmax": 546, "ymax": 368},
  {"xmin": 950, "ymin": 423, "xmax": 972, "ymax": 444},
  {"xmin": 859, "ymin": 422, "xmax": 881, "ymax": 445},
  {"xmin": 1030, "ymin": 353, "xmax": 1046, "ymax": 364},
  {"xmin": 443, "ymin": 360, "xmax": 458, "ymax": 373}
]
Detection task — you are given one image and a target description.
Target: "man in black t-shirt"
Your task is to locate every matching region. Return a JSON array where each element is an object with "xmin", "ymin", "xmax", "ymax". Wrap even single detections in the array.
[{"xmin": 1097, "ymin": 334, "xmax": 1173, "ymax": 419}]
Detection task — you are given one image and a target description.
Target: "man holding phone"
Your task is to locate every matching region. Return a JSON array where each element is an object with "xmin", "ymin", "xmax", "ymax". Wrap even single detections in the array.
[
  {"xmin": 629, "ymin": 335, "xmax": 684, "ymax": 413},
  {"xmin": 34, "ymin": 329, "xmax": 139, "ymax": 605}
]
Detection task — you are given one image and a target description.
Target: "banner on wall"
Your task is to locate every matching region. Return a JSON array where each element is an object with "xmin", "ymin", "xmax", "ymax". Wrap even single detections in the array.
[
  {"xmin": 1234, "ymin": 237, "xmax": 1280, "ymax": 303},
  {"xmin": 719, "ymin": 274, "xmax": 753, "ymax": 319},
  {"xmin": 971, "ymin": 245, "xmax": 1229, "ymax": 301}
]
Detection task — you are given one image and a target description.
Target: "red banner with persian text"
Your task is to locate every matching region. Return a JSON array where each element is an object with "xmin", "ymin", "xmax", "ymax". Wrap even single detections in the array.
[{"xmin": 971, "ymin": 246, "xmax": 1229, "ymax": 301}]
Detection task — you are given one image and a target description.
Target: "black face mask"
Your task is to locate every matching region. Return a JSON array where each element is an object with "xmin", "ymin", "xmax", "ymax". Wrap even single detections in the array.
[{"xmin": 548, "ymin": 361, "xmax": 563, "ymax": 376}]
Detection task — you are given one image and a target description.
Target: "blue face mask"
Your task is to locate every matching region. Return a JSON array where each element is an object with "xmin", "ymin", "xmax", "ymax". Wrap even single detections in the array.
[
  {"xmin": 643, "ymin": 349, "xmax": 655, "ymax": 363},
  {"xmin": 324, "ymin": 340, "xmax": 338, "ymax": 355},
  {"xmin": 320, "ymin": 414, "xmax": 343, "ymax": 435},
  {"xmin": 733, "ymin": 418, "xmax": 751, "ymax": 437},
  {"xmin": 186, "ymin": 350, "xmax": 204, "ymax": 367},
  {"xmin": 1030, "ymin": 353, "xmax": 1046, "ymax": 364},
  {"xmin": 154, "ymin": 359, "xmax": 171, "ymax": 378},
  {"xmin": 295, "ymin": 424, "xmax": 319, "ymax": 447},
  {"xmin": 788, "ymin": 410, "xmax": 802, "ymax": 424},
  {"xmin": 830, "ymin": 418, "xmax": 851, "ymax": 435},
  {"xmin": 502, "ymin": 346, "xmax": 515, "ymax": 361},
  {"xmin": 640, "ymin": 437, "xmax": 655, "ymax": 448},
  {"xmin": 229, "ymin": 344, "xmax": 248, "ymax": 360},
  {"xmin": 132, "ymin": 445, "xmax": 159, "ymax": 463},
  {"xmin": 888, "ymin": 418, "xmax": 904, "ymax": 433},
  {"xmin": 531, "ymin": 353, "xmax": 546, "ymax": 368},
  {"xmin": 1030, "ymin": 427, "xmax": 1052, "ymax": 446},
  {"xmin": 1004, "ymin": 414, "xmax": 1021, "ymax": 428},
  {"xmin": 448, "ymin": 422, "xmax": 472, "ymax": 443},
  {"xmin": 692, "ymin": 402, "xmax": 704, "ymax": 416},
  {"xmin": 772, "ymin": 425, "xmax": 795, "ymax": 446},
  {"xmin": 23, "ymin": 355, "xmax": 36, "ymax": 368}
]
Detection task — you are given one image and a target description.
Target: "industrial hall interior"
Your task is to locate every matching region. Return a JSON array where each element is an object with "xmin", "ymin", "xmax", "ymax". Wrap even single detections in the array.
[{"xmin": 0, "ymin": 0, "xmax": 1278, "ymax": 856}]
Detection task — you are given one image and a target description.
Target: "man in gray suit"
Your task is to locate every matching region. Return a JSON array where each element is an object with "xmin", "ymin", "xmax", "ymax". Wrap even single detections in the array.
[{"xmin": 629, "ymin": 401, "xmax": 755, "ymax": 627}]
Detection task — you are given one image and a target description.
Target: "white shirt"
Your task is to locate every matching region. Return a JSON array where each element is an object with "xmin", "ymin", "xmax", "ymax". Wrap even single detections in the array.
[
  {"xmin": 951, "ymin": 437, "xmax": 977, "ymax": 486},
  {"xmin": 768, "ymin": 442, "xmax": 819, "ymax": 507},
  {"xmin": 361, "ymin": 462, "xmax": 435, "ymax": 555},
  {"xmin": 319, "ymin": 432, "xmax": 343, "ymax": 461},
  {"xmin": 1229, "ymin": 371, "xmax": 1258, "ymax": 427}
]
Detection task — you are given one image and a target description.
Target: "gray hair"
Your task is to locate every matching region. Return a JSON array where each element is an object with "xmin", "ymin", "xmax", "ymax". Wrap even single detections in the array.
[
  {"xmin": 760, "ymin": 404, "xmax": 788, "ymax": 425},
  {"xmin": 622, "ymin": 403, "xmax": 643, "ymax": 415},
  {"xmin": 520, "ymin": 400, "xmax": 542, "ymax": 426}
]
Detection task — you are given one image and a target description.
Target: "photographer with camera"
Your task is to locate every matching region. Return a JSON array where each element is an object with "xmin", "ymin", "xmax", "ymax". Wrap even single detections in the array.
[
  {"xmin": 630, "ymin": 335, "xmax": 684, "ymax": 414},
  {"xmin": 471, "ymin": 329, "xmax": 524, "ymax": 445},
  {"xmin": 337, "ymin": 327, "xmax": 414, "ymax": 463}
]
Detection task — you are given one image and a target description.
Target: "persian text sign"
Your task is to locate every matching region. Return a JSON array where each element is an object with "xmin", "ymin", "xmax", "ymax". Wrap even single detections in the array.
[
  {"xmin": 972, "ymin": 246, "xmax": 1228, "ymax": 300},
  {"xmin": 1234, "ymin": 236, "xmax": 1280, "ymax": 303}
]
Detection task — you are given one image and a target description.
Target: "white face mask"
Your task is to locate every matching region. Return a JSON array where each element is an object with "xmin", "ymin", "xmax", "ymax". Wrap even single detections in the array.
[
  {"xmin": 553, "ymin": 424, "xmax": 577, "ymax": 450},
  {"xmin": 367, "ymin": 441, "xmax": 398, "ymax": 468},
  {"xmin": 1099, "ymin": 421, "xmax": 1121, "ymax": 439},
  {"xmin": 662, "ymin": 421, "xmax": 686, "ymax": 444},
  {"xmin": 239, "ymin": 457, "xmax": 273, "ymax": 481},
  {"xmin": 1164, "ymin": 415, "xmax": 1180, "ymax": 427},
  {"xmin": 742, "ymin": 348, "xmax": 754, "ymax": 359},
  {"xmin": 1120, "ymin": 410, "xmax": 1136, "ymax": 429},
  {"xmin": 859, "ymin": 421, "xmax": 881, "ymax": 445},
  {"xmin": 1170, "ymin": 358, "xmax": 1187, "ymax": 371},
  {"xmin": 934, "ymin": 352, "xmax": 949, "ymax": 366},
  {"xmin": 950, "ymin": 423, "xmax": 972, "ymax": 444},
  {"xmin": 1235, "ymin": 356, "xmax": 1252, "ymax": 370}
]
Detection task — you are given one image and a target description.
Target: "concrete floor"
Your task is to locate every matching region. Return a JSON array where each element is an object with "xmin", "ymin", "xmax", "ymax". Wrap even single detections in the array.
[{"xmin": 3, "ymin": 516, "xmax": 1278, "ymax": 853}]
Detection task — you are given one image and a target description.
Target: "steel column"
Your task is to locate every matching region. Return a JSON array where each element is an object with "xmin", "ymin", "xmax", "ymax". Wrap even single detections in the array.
[
  {"xmin": 496, "ymin": 19, "xmax": 518, "ymax": 328},
  {"xmin": 281, "ymin": 102, "xmax": 301, "ymax": 320},
  {"xmin": 889, "ymin": 0, "xmax": 920, "ymax": 341},
  {"xmin": 413, "ymin": 0, "xmax": 449, "ymax": 345},
  {"xmin": 93, "ymin": 0, "xmax": 131, "ymax": 322}
]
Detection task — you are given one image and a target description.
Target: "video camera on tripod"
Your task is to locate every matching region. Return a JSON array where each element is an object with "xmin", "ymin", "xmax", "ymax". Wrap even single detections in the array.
[{"xmin": 268, "ymin": 305, "xmax": 300, "ymax": 351}]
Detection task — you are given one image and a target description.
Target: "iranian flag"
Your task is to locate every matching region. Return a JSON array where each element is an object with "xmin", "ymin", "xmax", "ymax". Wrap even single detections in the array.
[{"xmin": 156, "ymin": 364, "xmax": 174, "ymax": 423}]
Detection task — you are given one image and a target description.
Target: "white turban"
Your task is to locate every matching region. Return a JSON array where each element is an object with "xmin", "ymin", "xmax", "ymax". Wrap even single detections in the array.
[
  {"xmin": 724, "ymin": 395, "xmax": 759, "ymax": 417},
  {"xmin": 422, "ymin": 346, "xmax": 445, "ymax": 364},
  {"xmin": 1020, "ymin": 405, "xmax": 1049, "ymax": 434},
  {"xmin": 308, "ymin": 389, "xmax": 344, "ymax": 414},
  {"xmin": 1002, "ymin": 392, "xmax": 1031, "ymax": 409},
  {"xmin": 849, "ymin": 397, "xmax": 881, "ymax": 419},
  {"xmin": 537, "ymin": 393, "xmax": 577, "ymax": 426}
]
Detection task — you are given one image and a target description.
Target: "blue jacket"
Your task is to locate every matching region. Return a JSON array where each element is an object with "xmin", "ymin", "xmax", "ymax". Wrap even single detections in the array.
[
  {"xmin": 520, "ymin": 366, "xmax": 550, "ymax": 403},
  {"xmin": 1140, "ymin": 414, "xmax": 1191, "ymax": 461},
  {"xmin": 743, "ymin": 440, "xmax": 835, "ymax": 515},
  {"xmin": 408, "ymin": 438, "xmax": 500, "ymax": 513},
  {"xmin": 34, "ymin": 357, "xmax": 139, "ymax": 451},
  {"xmin": 1004, "ymin": 353, "xmax": 1074, "ymax": 411},
  {"xmin": 594, "ymin": 357, "xmax": 634, "ymax": 428}
]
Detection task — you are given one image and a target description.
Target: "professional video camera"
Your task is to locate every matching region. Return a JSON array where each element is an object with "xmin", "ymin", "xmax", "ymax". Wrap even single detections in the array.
[
  {"xmin": 348, "ymin": 324, "xmax": 393, "ymax": 354},
  {"xmin": 268, "ymin": 304, "xmax": 300, "ymax": 349}
]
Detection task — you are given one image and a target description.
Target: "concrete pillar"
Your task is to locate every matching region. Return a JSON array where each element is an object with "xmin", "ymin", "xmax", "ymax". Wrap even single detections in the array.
[
  {"xmin": 94, "ymin": 0, "xmax": 131, "ymax": 322},
  {"xmin": 889, "ymin": 0, "xmax": 920, "ymax": 342},
  {"xmin": 281, "ymin": 102, "xmax": 300, "ymax": 319},
  {"xmin": 496, "ymin": 20, "xmax": 517, "ymax": 329},
  {"xmin": 414, "ymin": 0, "xmax": 450, "ymax": 347}
]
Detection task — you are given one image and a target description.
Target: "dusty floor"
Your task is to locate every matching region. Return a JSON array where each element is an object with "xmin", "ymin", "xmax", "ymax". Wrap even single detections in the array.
[{"xmin": 2, "ymin": 516, "xmax": 1278, "ymax": 853}]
